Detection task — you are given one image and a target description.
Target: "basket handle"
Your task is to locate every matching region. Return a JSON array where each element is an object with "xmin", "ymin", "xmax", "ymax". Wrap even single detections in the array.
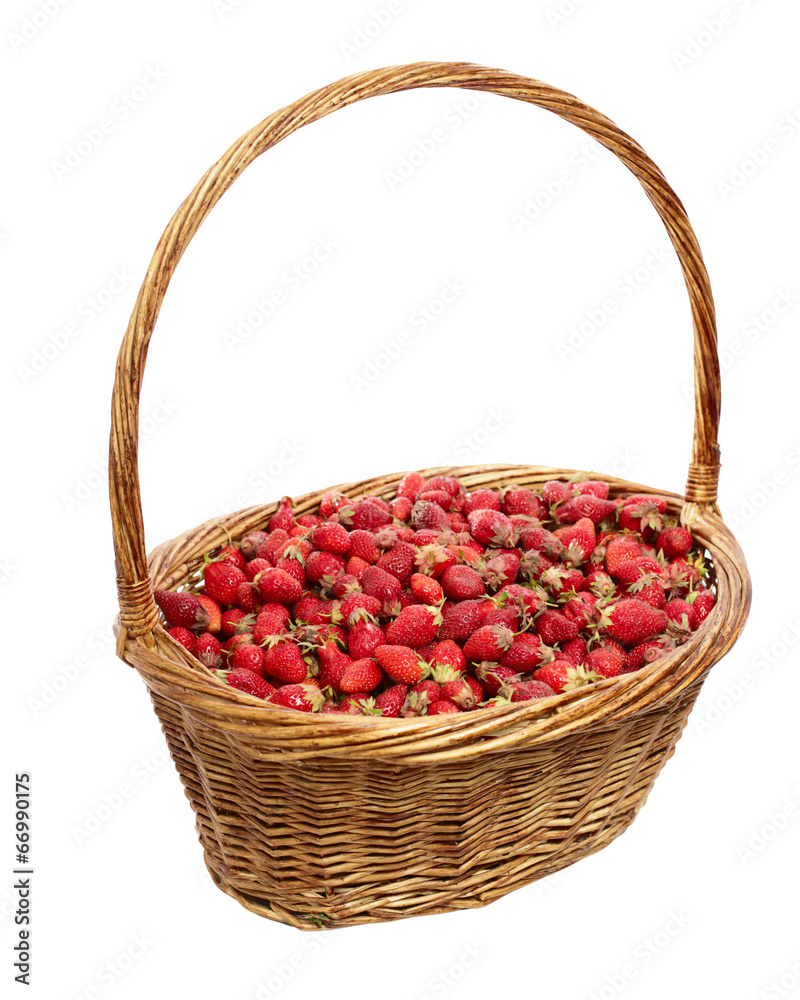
[{"xmin": 110, "ymin": 61, "xmax": 721, "ymax": 640}]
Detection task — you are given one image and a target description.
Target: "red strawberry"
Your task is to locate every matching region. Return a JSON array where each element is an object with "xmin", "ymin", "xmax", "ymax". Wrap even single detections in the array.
[
  {"xmin": 332, "ymin": 574, "xmax": 361, "ymax": 599},
  {"xmin": 396, "ymin": 471, "xmax": 427, "ymax": 501},
  {"xmin": 500, "ymin": 633, "xmax": 544, "ymax": 671},
  {"xmin": 360, "ymin": 566, "xmax": 403, "ymax": 608},
  {"xmin": 482, "ymin": 550, "xmax": 521, "ymax": 590},
  {"xmin": 275, "ymin": 555, "xmax": 306, "ymax": 586},
  {"xmin": 268, "ymin": 496, "xmax": 296, "ymax": 533},
  {"xmin": 575, "ymin": 480, "xmax": 610, "ymax": 499},
  {"xmin": 502, "ymin": 488, "xmax": 547, "ymax": 518},
  {"xmin": 230, "ymin": 643, "xmax": 266, "ymax": 675},
  {"xmin": 656, "ymin": 526, "xmax": 693, "ymax": 559},
  {"xmin": 269, "ymin": 683, "xmax": 324, "ymax": 713},
  {"xmin": 194, "ymin": 632, "xmax": 222, "ymax": 669},
  {"xmin": 411, "ymin": 500, "xmax": 450, "ymax": 532},
  {"xmin": 317, "ymin": 641, "xmax": 353, "ymax": 693},
  {"xmin": 532, "ymin": 661, "xmax": 600, "ymax": 693},
  {"xmin": 418, "ymin": 488, "xmax": 453, "ymax": 510},
  {"xmin": 216, "ymin": 545, "xmax": 246, "ymax": 570},
  {"xmin": 167, "ymin": 626, "xmax": 195, "ymax": 651},
  {"xmin": 463, "ymin": 624, "xmax": 515, "ymax": 663},
  {"xmin": 390, "ymin": 496, "xmax": 413, "ymax": 522},
  {"xmin": 600, "ymin": 599, "xmax": 668, "ymax": 645},
  {"xmin": 204, "ymin": 562, "xmax": 248, "ymax": 605},
  {"xmin": 438, "ymin": 599, "xmax": 493, "ymax": 641},
  {"xmin": 474, "ymin": 663, "xmax": 518, "ymax": 697},
  {"xmin": 627, "ymin": 575, "xmax": 667, "ymax": 610},
  {"xmin": 263, "ymin": 641, "xmax": 308, "ymax": 684},
  {"xmin": 542, "ymin": 480, "xmax": 573, "ymax": 505},
  {"xmin": 499, "ymin": 679, "xmax": 556, "ymax": 702},
  {"xmin": 233, "ymin": 581, "xmax": 261, "ymax": 614},
  {"xmin": 296, "ymin": 514, "xmax": 322, "ymax": 529},
  {"xmin": 194, "ymin": 594, "xmax": 222, "ymax": 633},
  {"xmin": 385, "ymin": 605, "xmax": 442, "ymax": 648},
  {"xmin": 556, "ymin": 495, "xmax": 617, "ymax": 525},
  {"xmin": 516, "ymin": 523, "xmax": 566, "ymax": 559},
  {"xmin": 664, "ymin": 597, "xmax": 694, "ymax": 629},
  {"xmin": 401, "ymin": 679, "xmax": 441, "ymax": 716},
  {"xmin": 605, "ymin": 536, "xmax": 643, "ymax": 576},
  {"xmin": 689, "ymin": 590, "xmax": 715, "ymax": 628},
  {"xmin": 338, "ymin": 593, "xmax": 381, "ymax": 624},
  {"xmin": 154, "ymin": 590, "xmax": 210, "ymax": 632},
  {"xmin": 535, "ymin": 610, "xmax": 580, "ymax": 646},
  {"xmin": 345, "ymin": 499, "xmax": 393, "ymax": 531},
  {"xmin": 375, "ymin": 684, "xmax": 408, "ymax": 718},
  {"xmin": 462, "ymin": 489, "xmax": 502, "ymax": 517},
  {"xmin": 312, "ymin": 521, "xmax": 351, "ymax": 555},
  {"xmin": 562, "ymin": 594, "xmax": 597, "ymax": 630},
  {"xmin": 375, "ymin": 645, "xmax": 427, "ymax": 684},
  {"xmin": 613, "ymin": 557, "xmax": 663, "ymax": 584},
  {"xmin": 467, "ymin": 509, "xmax": 515, "ymax": 547},
  {"xmin": 562, "ymin": 636, "xmax": 587, "ymax": 665},
  {"xmin": 338, "ymin": 693, "xmax": 379, "ymax": 715},
  {"xmin": 540, "ymin": 565, "xmax": 583, "ymax": 598},
  {"xmin": 252, "ymin": 608, "xmax": 287, "ymax": 644},
  {"xmin": 585, "ymin": 648, "xmax": 622, "ymax": 679},
  {"xmin": 623, "ymin": 638, "xmax": 672, "ymax": 672},
  {"xmin": 346, "ymin": 556, "xmax": 370, "ymax": 580},
  {"xmin": 244, "ymin": 557, "xmax": 272, "ymax": 581},
  {"xmin": 376, "ymin": 541, "xmax": 416, "ymax": 587},
  {"xmin": 340, "ymin": 658, "xmax": 383, "ymax": 693},
  {"xmin": 319, "ymin": 490, "xmax": 351, "ymax": 519},
  {"xmin": 239, "ymin": 530, "xmax": 269, "ymax": 560},
  {"xmin": 221, "ymin": 608, "xmax": 251, "ymax": 637},
  {"xmin": 415, "ymin": 544, "xmax": 457, "ymax": 579},
  {"xmin": 256, "ymin": 529, "xmax": 289, "ymax": 564},
  {"xmin": 409, "ymin": 573, "xmax": 444, "ymax": 606},
  {"xmin": 557, "ymin": 518, "xmax": 596, "ymax": 563},
  {"xmin": 221, "ymin": 668, "xmax": 275, "ymax": 700},
  {"xmin": 428, "ymin": 700, "xmax": 459, "ymax": 715},
  {"xmin": 440, "ymin": 564, "xmax": 486, "ymax": 600},
  {"xmin": 425, "ymin": 475, "xmax": 461, "ymax": 497},
  {"xmin": 348, "ymin": 619, "xmax": 385, "ymax": 659},
  {"xmin": 428, "ymin": 640, "xmax": 467, "ymax": 674},
  {"xmin": 257, "ymin": 568, "xmax": 303, "ymax": 605},
  {"xmin": 440, "ymin": 678, "xmax": 477, "ymax": 709},
  {"xmin": 618, "ymin": 498, "xmax": 667, "ymax": 536},
  {"xmin": 348, "ymin": 530, "xmax": 381, "ymax": 564}
]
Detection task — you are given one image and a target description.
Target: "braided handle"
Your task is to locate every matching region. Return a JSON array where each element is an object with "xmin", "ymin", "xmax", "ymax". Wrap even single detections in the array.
[{"xmin": 110, "ymin": 61, "xmax": 721, "ymax": 639}]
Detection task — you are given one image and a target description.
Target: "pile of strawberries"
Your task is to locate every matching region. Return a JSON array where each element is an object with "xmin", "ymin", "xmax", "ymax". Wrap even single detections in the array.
[{"xmin": 154, "ymin": 473, "xmax": 715, "ymax": 717}]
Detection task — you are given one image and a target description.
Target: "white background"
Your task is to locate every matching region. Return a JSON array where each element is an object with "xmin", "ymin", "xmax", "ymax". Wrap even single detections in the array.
[{"xmin": 3, "ymin": 1, "xmax": 799, "ymax": 997}]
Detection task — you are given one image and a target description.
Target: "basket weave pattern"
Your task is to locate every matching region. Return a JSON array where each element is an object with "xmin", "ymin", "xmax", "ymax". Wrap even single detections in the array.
[{"xmin": 110, "ymin": 65, "xmax": 751, "ymax": 928}]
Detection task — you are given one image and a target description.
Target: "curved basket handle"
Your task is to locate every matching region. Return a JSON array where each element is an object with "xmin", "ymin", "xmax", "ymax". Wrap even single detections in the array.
[{"xmin": 110, "ymin": 61, "xmax": 721, "ymax": 640}]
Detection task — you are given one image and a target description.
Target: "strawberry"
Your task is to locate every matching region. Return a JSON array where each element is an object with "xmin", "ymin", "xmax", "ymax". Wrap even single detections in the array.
[
  {"xmin": 604, "ymin": 536, "xmax": 643, "ymax": 576},
  {"xmin": 385, "ymin": 605, "xmax": 442, "ymax": 648},
  {"xmin": 482, "ymin": 550, "xmax": 521, "ymax": 590},
  {"xmin": 167, "ymin": 626, "xmax": 195, "ymax": 651},
  {"xmin": 410, "ymin": 573, "xmax": 444, "ymax": 605},
  {"xmin": 375, "ymin": 684, "xmax": 408, "ymax": 718},
  {"xmin": 562, "ymin": 594, "xmax": 597, "ymax": 630},
  {"xmin": 542, "ymin": 480, "xmax": 573, "ymax": 505},
  {"xmin": 500, "ymin": 633, "xmax": 544, "ymax": 670},
  {"xmin": 269, "ymin": 683, "xmax": 324, "ymax": 712},
  {"xmin": 390, "ymin": 496, "xmax": 413, "ymax": 522},
  {"xmin": 623, "ymin": 638, "xmax": 672, "ymax": 672},
  {"xmin": 195, "ymin": 594, "xmax": 222, "ymax": 633},
  {"xmin": 533, "ymin": 661, "xmax": 601, "ymax": 693},
  {"xmin": 339, "ymin": 693, "xmax": 380, "ymax": 715},
  {"xmin": 599, "ymin": 599, "xmax": 668, "ymax": 645},
  {"xmin": 425, "ymin": 475, "xmax": 462, "ymax": 496},
  {"xmin": 440, "ymin": 678, "xmax": 477, "ymax": 709},
  {"xmin": 348, "ymin": 530, "xmax": 381, "ymax": 564},
  {"xmin": 348, "ymin": 619, "xmax": 385, "ymax": 659},
  {"xmin": 317, "ymin": 641, "xmax": 353, "ymax": 693},
  {"xmin": 656, "ymin": 526, "xmax": 693, "ymax": 559},
  {"xmin": 319, "ymin": 490, "xmax": 351, "ymax": 519},
  {"xmin": 154, "ymin": 590, "xmax": 210, "ymax": 632},
  {"xmin": 262, "ymin": 640, "xmax": 308, "ymax": 684},
  {"xmin": 584, "ymin": 569, "xmax": 617, "ymax": 599},
  {"xmin": 428, "ymin": 640, "xmax": 467, "ymax": 674},
  {"xmin": 561, "ymin": 636, "xmax": 587, "ymax": 665},
  {"xmin": 464, "ymin": 624, "xmax": 515, "ymax": 662},
  {"xmin": 441, "ymin": 564, "xmax": 486, "ymax": 600},
  {"xmin": 557, "ymin": 518, "xmax": 596, "ymax": 564},
  {"xmin": 462, "ymin": 489, "xmax": 502, "ymax": 517},
  {"xmin": 375, "ymin": 645, "xmax": 427, "ymax": 684},
  {"xmin": 221, "ymin": 668, "xmax": 276, "ymax": 700},
  {"xmin": 474, "ymin": 662, "xmax": 518, "ymax": 697},
  {"xmin": 233, "ymin": 581, "xmax": 261, "ymax": 614},
  {"xmin": 376, "ymin": 540, "xmax": 416, "ymax": 586},
  {"xmin": 664, "ymin": 598, "xmax": 694, "ymax": 629},
  {"xmin": 257, "ymin": 568, "xmax": 303, "ymax": 605},
  {"xmin": 540, "ymin": 564, "xmax": 583, "ymax": 598},
  {"xmin": 194, "ymin": 632, "xmax": 222, "ymax": 669},
  {"xmin": 345, "ymin": 499, "xmax": 393, "ymax": 531},
  {"xmin": 296, "ymin": 514, "xmax": 322, "ymax": 529},
  {"xmin": 256, "ymin": 529, "xmax": 289, "ymax": 564},
  {"xmin": 244, "ymin": 558, "xmax": 272, "ymax": 581},
  {"xmin": 428, "ymin": 700, "xmax": 459, "ymax": 715},
  {"xmin": 535, "ymin": 610, "xmax": 579, "ymax": 646},
  {"xmin": 401, "ymin": 680, "xmax": 441, "ymax": 716},
  {"xmin": 340, "ymin": 658, "xmax": 383, "ymax": 693},
  {"xmin": 239, "ymin": 530, "xmax": 269, "ymax": 560},
  {"xmin": 230, "ymin": 643, "xmax": 266, "ymax": 675},
  {"xmin": 216, "ymin": 545, "xmax": 246, "ymax": 570},
  {"xmin": 252, "ymin": 608, "xmax": 288, "ymax": 643},
  {"xmin": 499, "ymin": 679, "xmax": 556, "ymax": 702},
  {"xmin": 689, "ymin": 590, "xmax": 715, "ymax": 628},
  {"xmin": 613, "ymin": 557, "xmax": 664, "ymax": 584},
  {"xmin": 556, "ymin": 495, "xmax": 617, "ymax": 525},
  {"xmin": 575, "ymin": 480, "xmax": 610, "ymax": 499},
  {"xmin": 467, "ymin": 509, "xmax": 515, "ymax": 548},
  {"xmin": 585, "ymin": 648, "xmax": 622, "ymax": 678},
  {"xmin": 438, "ymin": 598, "xmax": 493, "ymax": 641},
  {"xmin": 502, "ymin": 488, "xmax": 547, "ymax": 519},
  {"xmin": 418, "ymin": 488, "xmax": 453, "ymax": 510},
  {"xmin": 312, "ymin": 521, "xmax": 352, "ymax": 555},
  {"xmin": 305, "ymin": 551, "xmax": 345, "ymax": 588},
  {"xmin": 411, "ymin": 500, "xmax": 450, "ymax": 532},
  {"xmin": 338, "ymin": 592, "xmax": 381, "ymax": 624},
  {"xmin": 204, "ymin": 562, "xmax": 248, "ymax": 605},
  {"xmin": 627, "ymin": 574, "xmax": 666, "ymax": 610},
  {"xmin": 618, "ymin": 498, "xmax": 666, "ymax": 536},
  {"xmin": 360, "ymin": 566, "xmax": 403, "ymax": 608},
  {"xmin": 396, "ymin": 471, "xmax": 427, "ymax": 501},
  {"xmin": 332, "ymin": 574, "xmax": 361, "ymax": 599},
  {"xmin": 268, "ymin": 496, "xmax": 296, "ymax": 533}
]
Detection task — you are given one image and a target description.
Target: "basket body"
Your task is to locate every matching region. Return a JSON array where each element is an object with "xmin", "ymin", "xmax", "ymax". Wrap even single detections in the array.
[
  {"xmin": 109, "ymin": 64, "xmax": 751, "ymax": 928},
  {"xmin": 125, "ymin": 465, "xmax": 749, "ymax": 928}
]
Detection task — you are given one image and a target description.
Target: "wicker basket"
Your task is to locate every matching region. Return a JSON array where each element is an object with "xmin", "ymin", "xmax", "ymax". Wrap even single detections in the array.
[{"xmin": 110, "ymin": 62, "xmax": 751, "ymax": 929}]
